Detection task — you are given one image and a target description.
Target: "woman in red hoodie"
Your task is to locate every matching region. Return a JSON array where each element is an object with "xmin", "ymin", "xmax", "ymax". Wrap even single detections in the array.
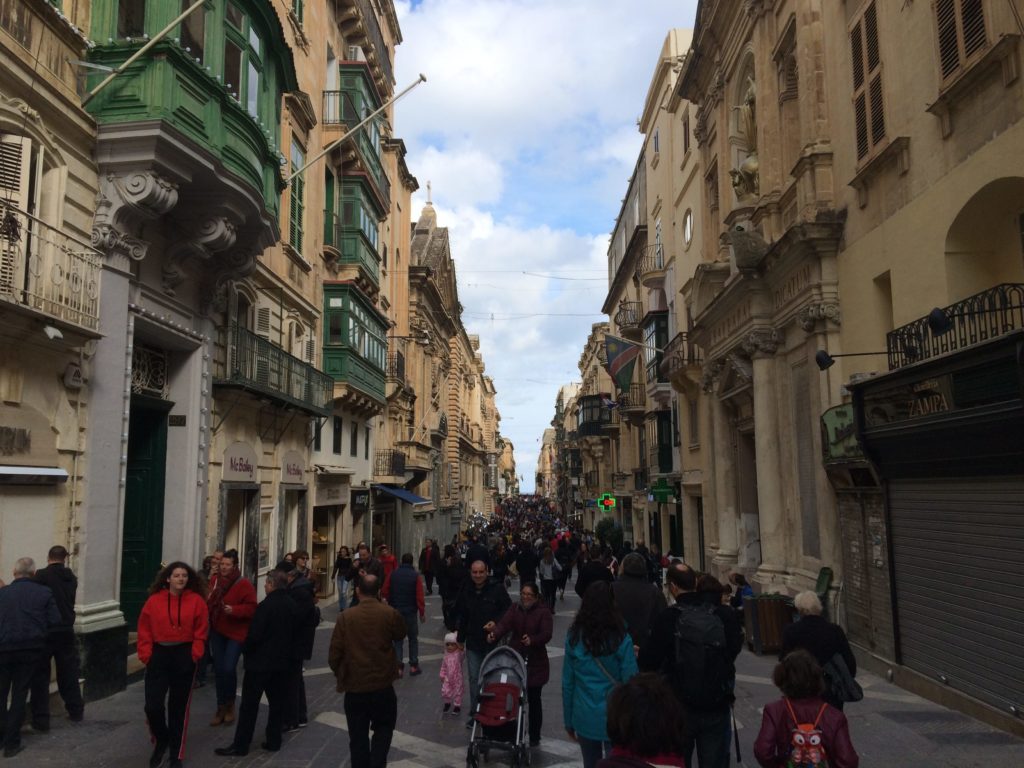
[
  {"xmin": 206, "ymin": 549, "xmax": 256, "ymax": 727},
  {"xmin": 138, "ymin": 561, "xmax": 208, "ymax": 768}
]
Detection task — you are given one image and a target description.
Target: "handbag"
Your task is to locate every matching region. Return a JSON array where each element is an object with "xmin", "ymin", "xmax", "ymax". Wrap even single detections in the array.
[{"xmin": 823, "ymin": 652, "xmax": 863, "ymax": 703}]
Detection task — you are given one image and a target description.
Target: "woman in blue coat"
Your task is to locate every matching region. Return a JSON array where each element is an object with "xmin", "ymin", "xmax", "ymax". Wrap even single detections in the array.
[{"xmin": 562, "ymin": 581, "xmax": 638, "ymax": 768}]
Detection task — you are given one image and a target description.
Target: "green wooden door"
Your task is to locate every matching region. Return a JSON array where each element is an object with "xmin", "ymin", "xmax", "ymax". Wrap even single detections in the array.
[{"xmin": 120, "ymin": 399, "xmax": 170, "ymax": 628}]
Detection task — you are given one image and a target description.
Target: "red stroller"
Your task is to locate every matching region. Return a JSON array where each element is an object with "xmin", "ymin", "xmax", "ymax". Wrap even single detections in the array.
[{"xmin": 466, "ymin": 646, "xmax": 530, "ymax": 768}]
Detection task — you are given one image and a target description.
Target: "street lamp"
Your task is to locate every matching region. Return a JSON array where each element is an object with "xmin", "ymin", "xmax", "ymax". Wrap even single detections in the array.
[{"xmin": 814, "ymin": 349, "xmax": 906, "ymax": 371}]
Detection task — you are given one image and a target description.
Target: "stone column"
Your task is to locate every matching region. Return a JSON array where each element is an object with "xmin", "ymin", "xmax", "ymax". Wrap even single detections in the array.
[
  {"xmin": 706, "ymin": 360, "xmax": 739, "ymax": 571},
  {"xmin": 744, "ymin": 329, "xmax": 786, "ymax": 585}
]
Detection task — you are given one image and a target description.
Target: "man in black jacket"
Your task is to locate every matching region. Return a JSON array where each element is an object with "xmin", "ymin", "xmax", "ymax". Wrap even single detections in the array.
[
  {"xmin": 639, "ymin": 564, "xmax": 743, "ymax": 768},
  {"xmin": 280, "ymin": 561, "xmax": 318, "ymax": 731},
  {"xmin": 0, "ymin": 557, "xmax": 60, "ymax": 758},
  {"xmin": 215, "ymin": 569, "xmax": 298, "ymax": 756},
  {"xmin": 29, "ymin": 545, "xmax": 84, "ymax": 728},
  {"xmin": 454, "ymin": 560, "xmax": 510, "ymax": 724}
]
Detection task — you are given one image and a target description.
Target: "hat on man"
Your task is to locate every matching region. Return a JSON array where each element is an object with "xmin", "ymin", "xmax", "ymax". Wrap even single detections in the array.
[{"xmin": 622, "ymin": 552, "xmax": 647, "ymax": 577}]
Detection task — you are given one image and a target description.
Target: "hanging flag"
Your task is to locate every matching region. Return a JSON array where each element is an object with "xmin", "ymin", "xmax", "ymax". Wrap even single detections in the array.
[
  {"xmin": 604, "ymin": 334, "xmax": 640, "ymax": 392},
  {"xmin": 601, "ymin": 396, "xmax": 619, "ymax": 410}
]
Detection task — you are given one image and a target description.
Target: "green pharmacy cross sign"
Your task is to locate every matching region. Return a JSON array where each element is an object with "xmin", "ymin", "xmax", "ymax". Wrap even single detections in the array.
[
  {"xmin": 597, "ymin": 493, "xmax": 617, "ymax": 512},
  {"xmin": 650, "ymin": 479, "xmax": 673, "ymax": 503}
]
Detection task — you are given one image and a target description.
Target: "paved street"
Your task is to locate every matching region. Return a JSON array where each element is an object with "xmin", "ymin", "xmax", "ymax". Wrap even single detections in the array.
[{"xmin": 8, "ymin": 582, "xmax": 1024, "ymax": 768}]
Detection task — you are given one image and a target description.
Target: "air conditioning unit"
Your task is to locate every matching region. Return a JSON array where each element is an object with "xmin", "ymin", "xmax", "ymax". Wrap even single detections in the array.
[{"xmin": 348, "ymin": 45, "xmax": 362, "ymax": 61}]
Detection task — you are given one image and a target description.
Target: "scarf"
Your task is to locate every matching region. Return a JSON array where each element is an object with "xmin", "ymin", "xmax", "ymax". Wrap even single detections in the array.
[{"xmin": 208, "ymin": 567, "xmax": 240, "ymax": 628}]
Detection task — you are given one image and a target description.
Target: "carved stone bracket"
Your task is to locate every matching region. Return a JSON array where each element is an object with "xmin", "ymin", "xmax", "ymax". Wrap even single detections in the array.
[
  {"xmin": 91, "ymin": 223, "xmax": 148, "ymax": 262},
  {"xmin": 701, "ymin": 358, "xmax": 725, "ymax": 394},
  {"xmin": 797, "ymin": 302, "xmax": 841, "ymax": 332},
  {"xmin": 742, "ymin": 328, "xmax": 780, "ymax": 358},
  {"xmin": 727, "ymin": 352, "xmax": 754, "ymax": 384},
  {"xmin": 162, "ymin": 215, "xmax": 240, "ymax": 295},
  {"xmin": 111, "ymin": 172, "xmax": 180, "ymax": 221},
  {"xmin": 201, "ymin": 249, "xmax": 258, "ymax": 315}
]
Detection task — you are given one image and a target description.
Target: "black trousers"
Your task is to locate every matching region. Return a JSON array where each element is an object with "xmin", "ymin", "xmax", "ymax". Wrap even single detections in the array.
[
  {"xmin": 526, "ymin": 685, "xmax": 543, "ymax": 742},
  {"xmin": 424, "ymin": 572, "xmax": 434, "ymax": 593},
  {"xmin": 231, "ymin": 667, "xmax": 288, "ymax": 751},
  {"xmin": 30, "ymin": 632, "xmax": 84, "ymax": 723},
  {"xmin": 144, "ymin": 644, "xmax": 195, "ymax": 762},
  {"xmin": 344, "ymin": 686, "xmax": 397, "ymax": 768},
  {"xmin": 283, "ymin": 658, "xmax": 307, "ymax": 727},
  {"xmin": 0, "ymin": 649, "xmax": 41, "ymax": 750}
]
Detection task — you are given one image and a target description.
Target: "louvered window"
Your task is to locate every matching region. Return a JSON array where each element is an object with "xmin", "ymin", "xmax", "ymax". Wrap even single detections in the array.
[
  {"xmin": 0, "ymin": 136, "xmax": 32, "ymax": 299},
  {"xmin": 850, "ymin": 2, "xmax": 886, "ymax": 161},
  {"xmin": 289, "ymin": 138, "xmax": 305, "ymax": 254},
  {"xmin": 936, "ymin": 0, "xmax": 987, "ymax": 82}
]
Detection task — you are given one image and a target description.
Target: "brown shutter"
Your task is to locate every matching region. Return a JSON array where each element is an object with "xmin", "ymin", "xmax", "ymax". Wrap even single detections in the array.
[{"xmin": 961, "ymin": 0, "xmax": 986, "ymax": 58}]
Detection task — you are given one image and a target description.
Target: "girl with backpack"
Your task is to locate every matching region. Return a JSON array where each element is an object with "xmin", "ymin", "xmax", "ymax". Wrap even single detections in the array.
[{"xmin": 754, "ymin": 650, "xmax": 859, "ymax": 768}]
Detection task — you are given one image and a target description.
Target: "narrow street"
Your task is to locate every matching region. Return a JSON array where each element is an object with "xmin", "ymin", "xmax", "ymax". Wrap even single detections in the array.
[{"xmin": 8, "ymin": 579, "xmax": 1024, "ymax": 768}]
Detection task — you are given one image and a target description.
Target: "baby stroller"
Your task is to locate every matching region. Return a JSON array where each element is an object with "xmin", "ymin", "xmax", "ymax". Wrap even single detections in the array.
[{"xmin": 466, "ymin": 646, "xmax": 530, "ymax": 768}]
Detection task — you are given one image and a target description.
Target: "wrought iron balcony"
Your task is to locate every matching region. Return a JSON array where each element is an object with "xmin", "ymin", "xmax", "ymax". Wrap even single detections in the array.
[
  {"xmin": 216, "ymin": 324, "xmax": 333, "ymax": 416},
  {"xmin": 374, "ymin": 448, "xmax": 406, "ymax": 477},
  {"xmin": 614, "ymin": 300, "xmax": 643, "ymax": 340},
  {"xmin": 635, "ymin": 244, "xmax": 666, "ymax": 287},
  {"xmin": 886, "ymin": 284, "xmax": 1024, "ymax": 370},
  {"xmin": 577, "ymin": 394, "xmax": 612, "ymax": 437},
  {"xmin": 618, "ymin": 383, "xmax": 646, "ymax": 412},
  {"xmin": 385, "ymin": 350, "xmax": 405, "ymax": 382},
  {"xmin": 660, "ymin": 332, "xmax": 703, "ymax": 379},
  {"xmin": 0, "ymin": 202, "xmax": 101, "ymax": 332}
]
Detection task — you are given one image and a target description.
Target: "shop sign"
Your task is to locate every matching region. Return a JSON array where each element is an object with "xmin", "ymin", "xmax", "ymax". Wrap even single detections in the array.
[
  {"xmin": 820, "ymin": 404, "xmax": 863, "ymax": 463},
  {"xmin": 281, "ymin": 450, "xmax": 306, "ymax": 483},
  {"xmin": 222, "ymin": 441, "xmax": 257, "ymax": 483},
  {"xmin": 351, "ymin": 489, "xmax": 369, "ymax": 514},
  {"xmin": 0, "ymin": 403, "xmax": 58, "ymax": 464},
  {"xmin": 862, "ymin": 375, "xmax": 954, "ymax": 427},
  {"xmin": 649, "ymin": 478, "xmax": 673, "ymax": 503}
]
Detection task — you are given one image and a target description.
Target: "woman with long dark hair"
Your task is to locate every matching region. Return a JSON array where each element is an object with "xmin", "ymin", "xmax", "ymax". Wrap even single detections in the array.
[
  {"xmin": 138, "ymin": 561, "xmax": 208, "ymax": 768},
  {"xmin": 206, "ymin": 549, "xmax": 256, "ymax": 727},
  {"xmin": 562, "ymin": 582, "xmax": 638, "ymax": 768},
  {"xmin": 487, "ymin": 582, "xmax": 553, "ymax": 747},
  {"xmin": 331, "ymin": 545, "xmax": 353, "ymax": 609}
]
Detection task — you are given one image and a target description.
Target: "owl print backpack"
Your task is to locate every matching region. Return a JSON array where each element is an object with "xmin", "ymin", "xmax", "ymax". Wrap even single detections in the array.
[{"xmin": 784, "ymin": 698, "xmax": 829, "ymax": 768}]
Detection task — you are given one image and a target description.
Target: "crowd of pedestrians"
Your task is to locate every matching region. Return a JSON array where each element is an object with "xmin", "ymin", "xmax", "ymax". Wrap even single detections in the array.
[{"xmin": 0, "ymin": 496, "xmax": 863, "ymax": 768}]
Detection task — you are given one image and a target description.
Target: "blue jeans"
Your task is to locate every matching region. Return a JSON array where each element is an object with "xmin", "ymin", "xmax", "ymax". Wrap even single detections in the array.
[
  {"xmin": 466, "ymin": 647, "xmax": 485, "ymax": 714},
  {"xmin": 209, "ymin": 631, "xmax": 243, "ymax": 706},
  {"xmin": 336, "ymin": 577, "xmax": 349, "ymax": 610},
  {"xmin": 394, "ymin": 611, "xmax": 419, "ymax": 666},
  {"xmin": 577, "ymin": 735, "xmax": 610, "ymax": 768}
]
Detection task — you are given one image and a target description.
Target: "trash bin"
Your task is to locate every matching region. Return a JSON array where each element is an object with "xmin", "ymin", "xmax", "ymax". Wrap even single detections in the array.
[{"xmin": 743, "ymin": 594, "xmax": 796, "ymax": 655}]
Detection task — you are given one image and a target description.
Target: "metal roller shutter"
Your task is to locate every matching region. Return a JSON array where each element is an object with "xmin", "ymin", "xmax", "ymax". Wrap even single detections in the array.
[{"xmin": 889, "ymin": 477, "xmax": 1024, "ymax": 713}]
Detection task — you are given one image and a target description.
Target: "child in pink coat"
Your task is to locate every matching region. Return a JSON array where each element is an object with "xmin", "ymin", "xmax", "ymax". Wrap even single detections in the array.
[{"xmin": 440, "ymin": 631, "xmax": 464, "ymax": 714}]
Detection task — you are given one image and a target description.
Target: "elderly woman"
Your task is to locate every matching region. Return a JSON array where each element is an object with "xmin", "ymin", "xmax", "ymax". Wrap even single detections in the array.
[{"xmin": 780, "ymin": 591, "xmax": 857, "ymax": 710}]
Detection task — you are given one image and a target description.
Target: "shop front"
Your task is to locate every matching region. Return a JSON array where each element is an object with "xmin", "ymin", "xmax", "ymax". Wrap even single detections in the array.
[
  {"xmin": 279, "ymin": 449, "xmax": 308, "ymax": 580},
  {"xmin": 312, "ymin": 465, "xmax": 351, "ymax": 600},
  {"xmin": 849, "ymin": 329, "xmax": 1024, "ymax": 734},
  {"xmin": 219, "ymin": 441, "xmax": 260, "ymax": 583}
]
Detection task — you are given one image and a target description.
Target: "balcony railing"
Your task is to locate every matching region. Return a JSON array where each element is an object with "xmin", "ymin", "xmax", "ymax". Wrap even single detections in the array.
[
  {"xmin": 619, "ymin": 383, "xmax": 646, "ymax": 411},
  {"xmin": 614, "ymin": 300, "xmax": 643, "ymax": 338},
  {"xmin": 886, "ymin": 284, "xmax": 1024, "ymax": 370},
  {"xmin": 218, "ymin": 325, "xmax": 334, "ymax": 416},
  {"xmin": 636, "ymin": 244, "xmax": 666, "ymax": 282},
  {"xmin": 374, "ymin": 448, "xmax": 406, "ymax": 477},
  {"xmin": 660, "ymin": 332, "xmax": 703, "ymax": 379},
  {"xmin": 385, "ymin": 350, "xmax": 405, "ymax": 382},
  {"xmin": 0, "ymin": 202, "xmax": 101, "ymax": 331}
]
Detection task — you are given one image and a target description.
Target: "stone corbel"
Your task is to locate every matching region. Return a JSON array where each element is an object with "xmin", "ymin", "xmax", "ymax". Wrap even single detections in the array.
[
  {"xmin": 162, "ymin": 215, "xmax": 240, "ymax": 296},
  {"xmin": 741, "ymin": 328, "xmax": 780, "ymax": 359},
  {"xmin": 797, "ymin": 302, "xmax": 841, "ymax": 332},
  {"xmin": 727, "ymin": 352, "xmax": 754, "ymax": 383},
  {"xmin": 701, "ymin": 358, "xmax": 725, "ymax": 394},
  {"xmin": 201, "ymin": 249, "xmax": 258, "ymax": 316},
  {"xmin": 110, "ymin": 172, "xmax": 180, "ymax": 222},
  {"xmin": 91, "ymin": 223, "xmax": 148, "ymax": 262}
]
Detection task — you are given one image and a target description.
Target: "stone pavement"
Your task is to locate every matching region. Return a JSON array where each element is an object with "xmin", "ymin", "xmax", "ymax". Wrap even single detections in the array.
[{"xmin": 7, "ymin": 583, "xmax": 1024, "ymax": 767}]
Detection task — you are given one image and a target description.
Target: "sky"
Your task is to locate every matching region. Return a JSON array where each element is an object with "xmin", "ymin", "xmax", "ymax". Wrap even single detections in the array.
[{"xmin": 392, "ymin": 0, "xmax": 699, "ymax": 493}]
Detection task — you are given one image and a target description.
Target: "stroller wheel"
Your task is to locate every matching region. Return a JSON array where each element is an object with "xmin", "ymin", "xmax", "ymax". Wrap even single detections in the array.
[{"xmin": 466, "ymin": 744, "xmax": 478, "ymax": 768}]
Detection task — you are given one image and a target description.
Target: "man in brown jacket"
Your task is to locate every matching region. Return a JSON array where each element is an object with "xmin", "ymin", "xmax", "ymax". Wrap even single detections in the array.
[{"xmin": 328, "ymin": 573, "xmax": 406, "ymax": 768}]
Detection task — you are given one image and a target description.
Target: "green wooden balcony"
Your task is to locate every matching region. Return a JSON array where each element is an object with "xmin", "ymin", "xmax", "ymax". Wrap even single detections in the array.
[{"xmin": 215, "ymin": 324, "xmax": 333, "ymax": 417}]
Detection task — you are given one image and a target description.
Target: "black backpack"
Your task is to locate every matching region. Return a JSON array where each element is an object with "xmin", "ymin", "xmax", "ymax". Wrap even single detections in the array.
[{"xmin": 672, "ymin": 602, "xmax": 731, "ymax": 709}]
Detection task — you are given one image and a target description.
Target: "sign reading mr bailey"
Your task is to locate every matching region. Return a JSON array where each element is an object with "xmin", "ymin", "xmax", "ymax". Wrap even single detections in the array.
[
  {"xmin": 223, "ymin": 441, "xmax": 258, "ymax": 483},
  {"xmin": 281, "ymin": 450, "xmax": 305, "ymax": 483}
]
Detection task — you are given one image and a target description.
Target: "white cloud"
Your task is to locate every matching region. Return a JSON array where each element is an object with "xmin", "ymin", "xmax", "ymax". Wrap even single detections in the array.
[{"xmin": 391, "ymin": 0, "xmax": 698, "ymax": 491}]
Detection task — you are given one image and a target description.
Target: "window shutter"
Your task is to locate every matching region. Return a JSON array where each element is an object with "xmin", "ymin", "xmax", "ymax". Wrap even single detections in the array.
[
  {"xmin": 0, "ymin": 137, "xmax": 31, "ymax": 297},
  {"xmin": 869, "ymin": 75, "xmax": 885, "ymax": 145},
  {"xmin": 864, "ymin": 4, "xmax": 880, "ymax": 71},
  {"xmin": 961, "ymin": 0, "xmax": 986, "ymax": 58},
  {"xmin": 305, "ymin": 336, "xmax": 316, "ymax": 365},
  {"xmin": 937, "ymin": 0, "xmax": 960, "ymax": 78},
  {"xmin": 255, "ymin": 306, "xmax": 272, "ymax": 338},
  {"xmin": 850, "ymin": 22, "xmax": 865, "ymax": 89},
  {"xmin": 850, "ymin": 3, "xmax": 885, "ymax": 162}
]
